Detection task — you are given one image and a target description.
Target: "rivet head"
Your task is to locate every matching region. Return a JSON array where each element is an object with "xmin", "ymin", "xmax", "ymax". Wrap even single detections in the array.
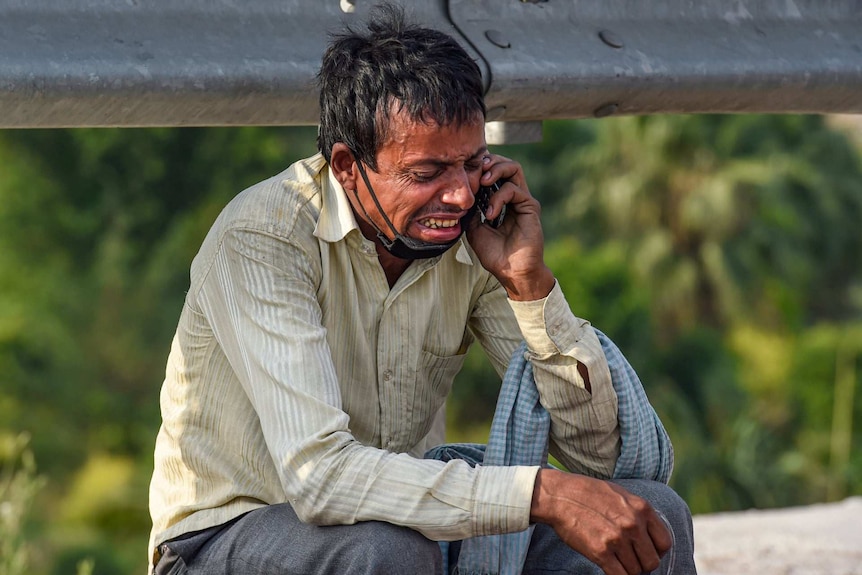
[
  {"xmin": 485, "ymin": 29, "xmax": 511, "ymax": 49},
  {"xmin": 594, "ymin": 103, "xmax": 619, "ymax": 118},
  {"xmin": 598, "ymin": 29, "xmax": 624, "ymax": 49}
]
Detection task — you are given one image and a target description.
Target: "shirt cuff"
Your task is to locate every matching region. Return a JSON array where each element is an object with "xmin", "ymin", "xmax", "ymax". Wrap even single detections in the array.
[
  {"xmin": 508, "ymin": 280, "xmax": 590, "ymax": 358},
  {"xmin": 471, "ymin": 465, "xmax": 539, "ymax": 537}
]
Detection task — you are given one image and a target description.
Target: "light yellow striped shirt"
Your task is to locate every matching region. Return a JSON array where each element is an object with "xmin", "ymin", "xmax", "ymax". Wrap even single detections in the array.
[{"xmin": 148, "ymin": 152, "xmax": 620, "ymax": 569}]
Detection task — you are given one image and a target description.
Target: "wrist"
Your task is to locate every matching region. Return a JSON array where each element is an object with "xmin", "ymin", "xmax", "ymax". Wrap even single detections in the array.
[
  {"xmin": 530, "ymin": 468, "xmax": 561, "ymax": 524},
  {"xmin": 504, "ymin": 265, "xmax": 555, "ymax": 302}
]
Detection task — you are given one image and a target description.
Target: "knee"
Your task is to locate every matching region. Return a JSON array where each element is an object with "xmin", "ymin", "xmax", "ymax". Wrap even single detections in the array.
[
  {"xmin": 614, "ymin": 479, "xmax": 693, "ymax": 536},
  {"xmin": 655, "ymin": 483, "xmax": 692, "ymax": 533},
  {"xmin": 351, "ymin": 522, "xmax": 441, "ymax": 575}
]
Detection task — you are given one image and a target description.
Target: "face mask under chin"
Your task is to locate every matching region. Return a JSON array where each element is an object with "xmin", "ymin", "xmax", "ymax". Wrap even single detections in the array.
[
  {"xmin": 353, "ymin": 156, "xmax": 465, "ymax": 260},
  {"xmin": 375, "ymin": 228, "xmax": 460, "ymax": 259}
]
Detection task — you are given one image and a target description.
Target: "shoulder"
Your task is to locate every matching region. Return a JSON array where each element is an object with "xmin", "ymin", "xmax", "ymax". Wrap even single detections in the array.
[
  {"xmin": 217, "ymin": 153, "xmax": 327, "ymax": 240},
  {"xmin": 189, "ymin": 154, "xmax": 328, "ymax": 287}
]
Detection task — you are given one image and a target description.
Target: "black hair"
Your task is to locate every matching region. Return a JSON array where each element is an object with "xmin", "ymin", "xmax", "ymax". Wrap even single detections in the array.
[{"xmin": 316, "ymin": 3, "xmax": 486, "ymax": 170}]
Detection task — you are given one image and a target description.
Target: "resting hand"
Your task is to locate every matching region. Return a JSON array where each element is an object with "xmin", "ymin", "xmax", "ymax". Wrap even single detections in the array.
[{"xmin": 530, "ymin": 468, "xmax": 673, "ymax": 575}]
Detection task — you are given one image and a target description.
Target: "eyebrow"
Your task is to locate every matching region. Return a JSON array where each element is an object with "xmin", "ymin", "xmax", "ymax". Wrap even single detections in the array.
[{"xmin": 407, "ymin": 147, "xmax": 488, "ymax": 169}]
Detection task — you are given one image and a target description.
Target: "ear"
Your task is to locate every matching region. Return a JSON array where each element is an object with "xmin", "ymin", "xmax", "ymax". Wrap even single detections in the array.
[{"xmin": 330, "ymin": 143, "xmax": 358, "ymax": 191}]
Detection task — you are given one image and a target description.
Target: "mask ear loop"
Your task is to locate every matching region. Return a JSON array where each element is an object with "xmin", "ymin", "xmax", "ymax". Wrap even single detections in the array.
[
  {"xmin": 349, "ymin": 153, "xmax": 461, "ymax": 259},
  {"xmin": 352, "ymin": 158, "xmax": 403, "ymax": 242}
]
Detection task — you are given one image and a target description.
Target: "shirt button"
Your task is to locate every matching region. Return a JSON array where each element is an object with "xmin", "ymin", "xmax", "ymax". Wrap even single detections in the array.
[
  {"xmin": 362, "ymin": 244, "xmax": 376, "ymax": 256},
  {"xmin": 383, "ymin": 369, "xmax": 393, "ymax": 381}
]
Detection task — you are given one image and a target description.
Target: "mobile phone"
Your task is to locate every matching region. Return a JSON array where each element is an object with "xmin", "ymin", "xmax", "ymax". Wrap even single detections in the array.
[{"xmin": 475, "ymin": 181, "xmax": 506, "ymax": 228}]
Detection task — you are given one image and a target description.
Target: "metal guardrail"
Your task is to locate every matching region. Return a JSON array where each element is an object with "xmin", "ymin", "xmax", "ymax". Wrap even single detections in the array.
[
  {"xmin": 1, "ymin": 0, "xmax": 860, "ymax": 138},
  {"xmin": 456, "ymin": 0, "xmax": 862, "ymax": 122}
]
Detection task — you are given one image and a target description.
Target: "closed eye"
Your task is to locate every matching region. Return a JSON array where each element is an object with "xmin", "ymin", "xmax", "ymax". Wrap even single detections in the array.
[{"xmin": 412, "ymin": 170, "xmax": 441, "ymax": 183}]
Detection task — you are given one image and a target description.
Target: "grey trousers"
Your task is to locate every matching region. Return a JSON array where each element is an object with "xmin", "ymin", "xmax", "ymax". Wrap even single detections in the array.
[{"xmin": 154, "ymin": 479, "xmax": 696, "ymax": 575}]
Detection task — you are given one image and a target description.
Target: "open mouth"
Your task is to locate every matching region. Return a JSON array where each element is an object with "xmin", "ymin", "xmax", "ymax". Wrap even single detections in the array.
[{"xmin": 418, "ymin": 217, "xmax": 459, "ymax": 229}]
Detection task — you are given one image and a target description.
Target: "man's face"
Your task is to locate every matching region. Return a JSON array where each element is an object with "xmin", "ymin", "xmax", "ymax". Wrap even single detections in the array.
[{"xmin": 351, "ymin": 107, "xmax": 487, "ymax": 246}]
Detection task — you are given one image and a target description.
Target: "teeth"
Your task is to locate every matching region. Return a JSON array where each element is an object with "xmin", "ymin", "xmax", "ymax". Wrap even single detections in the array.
[{"xmin": 420, "ymin": 218, "xmax": 458, "ymax": 229}]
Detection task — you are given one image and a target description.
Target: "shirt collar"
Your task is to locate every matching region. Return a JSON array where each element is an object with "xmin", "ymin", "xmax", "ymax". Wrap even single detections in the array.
[
  {"xmin": 313, "ymin": 157, "xmax": 359, "ymax": 244},
  {"xmin": 314, "ymin": 157, "xmax": 473, "ymax": 265}
]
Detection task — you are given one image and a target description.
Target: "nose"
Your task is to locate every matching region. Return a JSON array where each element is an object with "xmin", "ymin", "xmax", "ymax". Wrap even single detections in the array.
[{"xmin": 441, "ymin": 168, "xmax": 475, "ymax": 210}]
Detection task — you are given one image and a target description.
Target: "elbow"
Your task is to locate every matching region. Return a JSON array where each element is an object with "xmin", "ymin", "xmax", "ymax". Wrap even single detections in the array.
[
  {"xmin": 291, "ymin": 498, "xmax": 329, "ymax": 525},
  {"xmin": 281, "ymin": 438, "xmax": 361, "ymax": 526},
  {"xmin": 284, "ymin": 469, "xmax": 342, "ymax": 526}
]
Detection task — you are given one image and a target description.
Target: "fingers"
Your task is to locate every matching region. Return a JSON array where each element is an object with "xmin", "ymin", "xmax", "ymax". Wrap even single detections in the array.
[
  {"xmin": 616, "ymin": 495, "xmax": 671, "ymax": 574},
  {"xmin": 469, "ymin": 151, "xmax": 551, "ymax": 298},
  {"xmin": 538, "ymin": 474, "xmax": 673, "ymax": 575},
  {"xmin": 481, "ymin": 153, "xmax": 526, "ymax": 191},
  {"xmin": 598, "ymin": 556, "xmax": 629, "ymax": 575},
  {"xmin": 628, "ymin": 530, "xmax": 662, "ymax": 573},
  {"xmin": 647, "ymin": 508, "xmax": 674, "ymax": 556},
  {"xmin": 616, "ymin": 502, "xmax": 672, "ymax": 575},
  {"xmin": 595, "ymin": 511, "xmax": 664, "ymax": 575},
  {"xmin": 478, "ymin": 154, "xmax": 536, "ymax": 223}
]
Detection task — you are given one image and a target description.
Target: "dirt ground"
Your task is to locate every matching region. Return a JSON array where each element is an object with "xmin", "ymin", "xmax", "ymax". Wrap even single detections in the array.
[{"xmin": 693, "ymin": 496, "xmax": 862, "ymax": 574}]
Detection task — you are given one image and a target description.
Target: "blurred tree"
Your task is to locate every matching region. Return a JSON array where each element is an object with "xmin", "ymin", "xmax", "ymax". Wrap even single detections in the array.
[
  {"xmin": 552, "ymin": 115, "xmax": 862, "ymax": 336},
  {"xmin": 1, "ymin": 115, "xmax": 861, "ymax": 572},
  {"xmin": 0, "ymin": 433, "xmax": 45, "ymax": 575},
  {"xmin": 0, "ymin": 126, "xmax": 318, "ymax": 573},
  {"xmin": 484, "ymin": 114, "xmax": 862, "ymax": 513}
]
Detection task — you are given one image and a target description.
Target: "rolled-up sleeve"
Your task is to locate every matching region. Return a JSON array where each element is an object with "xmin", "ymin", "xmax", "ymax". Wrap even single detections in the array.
[{"xmin": 508, "ymin": 281, "xmax": 621, "ymax": 478}]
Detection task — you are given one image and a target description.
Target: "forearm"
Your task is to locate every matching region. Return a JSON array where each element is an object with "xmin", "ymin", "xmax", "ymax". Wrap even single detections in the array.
[
  {"xmin": 288, "ymin": 438, "xmax": 539, "ymax": 541},
  {"xmin": 509, "ymin": 281, "xmax": 621, "ymax": 478}
]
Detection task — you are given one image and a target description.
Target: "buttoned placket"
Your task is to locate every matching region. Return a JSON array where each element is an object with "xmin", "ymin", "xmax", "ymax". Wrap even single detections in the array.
[{"xmin": 375, "ymin": 256, "xmax": 441, "ymax": 452}]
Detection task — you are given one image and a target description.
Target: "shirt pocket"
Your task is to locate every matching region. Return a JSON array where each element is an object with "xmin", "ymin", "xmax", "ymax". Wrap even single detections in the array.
[{"xmin": 418, "ymin": 349, "xmax": 468, "ymax": 408}]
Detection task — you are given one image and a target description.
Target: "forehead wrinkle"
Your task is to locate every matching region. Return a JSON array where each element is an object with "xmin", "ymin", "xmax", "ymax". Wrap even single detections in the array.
[{"xmin": 401, "ymin": 145, "xmax": 488, "ymax": 170}]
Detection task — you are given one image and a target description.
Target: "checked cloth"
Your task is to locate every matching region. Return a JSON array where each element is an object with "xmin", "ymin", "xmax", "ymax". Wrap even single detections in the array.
[{"xmin": 425, "ymin": 328, "xmax": 674, "ymax": 575}]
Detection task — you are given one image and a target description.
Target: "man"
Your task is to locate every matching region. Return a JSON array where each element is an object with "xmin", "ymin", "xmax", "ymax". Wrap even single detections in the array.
[{"xmin": 148, "ymin": 6, "xmax": 696, "ymax": 574}]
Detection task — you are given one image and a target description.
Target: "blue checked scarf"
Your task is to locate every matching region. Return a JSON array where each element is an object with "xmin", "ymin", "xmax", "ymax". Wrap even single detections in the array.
[{"xmin": 425, "ymin": 328, "xmax": 674, "ymax": 575}]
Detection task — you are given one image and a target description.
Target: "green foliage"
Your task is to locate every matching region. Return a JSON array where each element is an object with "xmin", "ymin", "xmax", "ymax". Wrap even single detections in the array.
[
  {"xmin": 2, "ymin": 115, "xmax": 862, "ymax": 571},
  {"xmin": 492, "ymin": 114, "xmax": 862, "ymax": 513},
  {"xmin": 75, "ymin": 558, "xmax": 96, "ymax": 575},
  {"xmin": 0, "ymin": 433, "xmax": 46, "ymax": 575},
  {"xmin": 0, "ymin": 126, "xmax": 318, "ymax": 573}
]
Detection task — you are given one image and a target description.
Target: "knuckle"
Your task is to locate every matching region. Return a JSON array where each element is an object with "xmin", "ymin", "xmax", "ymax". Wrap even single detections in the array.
[
  {"xmin": 601, "ymin": 531, "xmax": 624, "ymax": 553},
  {"xmin": 628, "ymin": 494, "xmax": 650, "ymax": 512},
  {"xmin": 619, "ymin": 516, "xmax": 640, "ymax": 534}
]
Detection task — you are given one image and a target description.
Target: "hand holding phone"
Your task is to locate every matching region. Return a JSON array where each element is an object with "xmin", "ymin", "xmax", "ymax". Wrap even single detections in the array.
[
  {"xmin": 475, "ymin": 181, "xmax": 506, "ymax": 228},
  {"xmin": 471, "ymin": 155, "xmax": 556, "ymax": 301}
]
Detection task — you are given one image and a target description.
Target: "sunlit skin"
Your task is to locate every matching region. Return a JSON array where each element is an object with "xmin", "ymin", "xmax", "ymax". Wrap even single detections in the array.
[
  {"xmin": 329, "ymin": 104, "xmax": 672, "ymax": 575},
  {"xmin": 330, "ymin": 104, "xmax": 556, "ymax": 300},
  {"xmin": 359, "ymin": 114, "xmax": 485, "ymax": 245}
]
